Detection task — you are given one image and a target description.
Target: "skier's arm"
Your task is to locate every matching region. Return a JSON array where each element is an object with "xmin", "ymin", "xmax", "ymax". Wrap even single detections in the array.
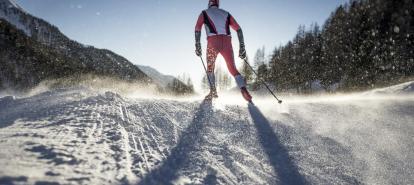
[
  {"xmin": 195, "ymin": 13, "xmax": 204, "ymax": 32},
  {"xmin": 195, "ymin": 13, "xmax": 204, "ymax": 43},
  {"xmin": 195, "ymin": 13, "xmax": 204, "ymax": 56},
  {"xmin": 229, "ymin": 15, "xmax": 241, "ymax": 31},
  {"xmin": 230, "ymin": 15, "xmax": 246, "ymax": 59}
]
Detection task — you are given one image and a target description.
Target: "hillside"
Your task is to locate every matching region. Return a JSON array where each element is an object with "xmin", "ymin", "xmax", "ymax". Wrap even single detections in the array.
[
  {"xmin": 138, "ymin": 65, "xmax": 176, "ymax": 88},
  {"xmin": 138, "ymin": 65, "xmax": 193, "ymax": 95},
  {"xmin": 0, "ymin": 82, "xmax": 413, "ymax": 184},
  {"xmin": 0, "ymin": 0, "xmax": 154, "ymax": 90}
]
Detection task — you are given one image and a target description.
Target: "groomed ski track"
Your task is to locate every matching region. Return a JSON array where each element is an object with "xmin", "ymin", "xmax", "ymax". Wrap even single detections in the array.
[{"xmin": 0, "ymin": 82, "xmax": 413, "ymax": 185}]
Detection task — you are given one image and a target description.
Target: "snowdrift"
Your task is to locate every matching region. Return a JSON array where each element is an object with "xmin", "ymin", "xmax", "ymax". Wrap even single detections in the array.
[
  {"xmin": 366, "ymin": 81, "xmax": 414, "ymax": 95},
  {"xmin": 0, "ymin": 82, "xmax": 413, "ymax": 185}
]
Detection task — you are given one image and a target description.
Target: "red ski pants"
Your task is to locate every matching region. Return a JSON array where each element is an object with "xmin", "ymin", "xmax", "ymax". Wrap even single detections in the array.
[{"xmin": 206, "ymin": 35, "xmax": 240, "ymax": 76}]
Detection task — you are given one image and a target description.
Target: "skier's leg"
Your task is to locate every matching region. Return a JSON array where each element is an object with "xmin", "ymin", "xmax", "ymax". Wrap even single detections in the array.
[
  {"xmin": 206, "ymin": 37, "xmax": 219, "ymax": 98},
  {"xmin": 207, "ymin": 47, "xmax": 218, "ymax": 87},
  {"xmin": 221, "ymin": 37, "xmax": 252, "ymax": 102},
  {"xmin": 220, "ymin": 37, "xmax": 245, "ymax": 87}
]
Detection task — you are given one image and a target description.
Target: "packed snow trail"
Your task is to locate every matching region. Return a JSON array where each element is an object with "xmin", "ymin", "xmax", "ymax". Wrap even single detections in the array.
[{"xmin": 0, "ymin": 83, "xmax": 413, "ymax": 185}]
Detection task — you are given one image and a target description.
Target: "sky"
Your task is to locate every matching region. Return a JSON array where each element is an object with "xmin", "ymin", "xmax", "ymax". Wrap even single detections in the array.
[{"xmin": 15, "ymin": 0, "xmax": 347, "ymax": 91}]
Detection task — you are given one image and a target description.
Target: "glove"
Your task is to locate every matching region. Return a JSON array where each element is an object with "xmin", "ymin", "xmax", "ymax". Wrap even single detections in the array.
[
  {"xmin": 239, "ymin": 43, "xmax": 246, "ymax": 59},
  {"xmin": 195, "ymin": 42, "xmax": 202, "ymax": 56},
  {"xmin": 237, "ymin": 29, "xmax": 247, "ymax": 59}
]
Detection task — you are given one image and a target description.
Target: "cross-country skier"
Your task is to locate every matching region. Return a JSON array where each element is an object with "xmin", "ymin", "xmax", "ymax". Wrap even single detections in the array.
[{"xmin": 195, "ymin": 0, "xmax": 252, "ymax": 102}]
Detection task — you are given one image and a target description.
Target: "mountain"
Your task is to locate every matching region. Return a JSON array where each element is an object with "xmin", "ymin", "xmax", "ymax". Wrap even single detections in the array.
[
  {"xmin": 0, "ymin": 81, "xmax": 413, "ymax": 184},
  {"xmin": 137, "ymin": 65, "xmax": 194, "ymax": 95},
  {"xmin": 0, "ymin": 18, "xmax": 85, "ymax": 89},
  {"xmin": 137, "ymin": 65, "xmax": 176, "ymax": 88},
  {"xmin": 0, "ymin": 0, "xmax": 29, "ymax": 35},
  {"xmin": 0, "ymin": 0, "xmax": 153, "ymax": 90}
]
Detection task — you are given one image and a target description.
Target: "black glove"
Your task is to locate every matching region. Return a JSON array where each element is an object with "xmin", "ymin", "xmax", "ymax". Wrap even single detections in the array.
[
  {"xmin": 195, "ymin": 42, "xmax": 202, "ymax": 56},
  {"xmin": 237, "ymin": 29, "xmax": 247, "ymax": 59},
  {"xmin": 195, "ymin": 31, "xmax": 202, "ymax": 56},
  {"xmin": 239, "ymin": 43, "xmax": 246, "ymax": 59}
]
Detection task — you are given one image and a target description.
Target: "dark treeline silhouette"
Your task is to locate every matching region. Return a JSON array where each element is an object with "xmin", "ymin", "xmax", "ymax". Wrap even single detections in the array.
[
  {"xmin": 252, "ymin": 0, "xmax": 414, "ymax": 93},
  {"xmin": 166, "ymin": 73, "xmax": 194, "ymax": 95}
]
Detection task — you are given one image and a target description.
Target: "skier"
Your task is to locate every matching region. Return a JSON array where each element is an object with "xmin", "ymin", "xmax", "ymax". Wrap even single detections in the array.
[{"xmin": 195, "ymin": 0, "xmax": 252, "ymax": 102}]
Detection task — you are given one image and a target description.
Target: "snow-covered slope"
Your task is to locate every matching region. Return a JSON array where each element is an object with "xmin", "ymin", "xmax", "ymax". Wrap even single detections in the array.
[
  {"xmin": 138, "ymin": 65, "xmax": 176, "ymax": 88},
  {"xmin": 0, "ymin": 82, "xmax": 413, "ymax": 185},
  {"xmin": 367, "ymin": 81, "xmax": 414, "ymax": 94}
]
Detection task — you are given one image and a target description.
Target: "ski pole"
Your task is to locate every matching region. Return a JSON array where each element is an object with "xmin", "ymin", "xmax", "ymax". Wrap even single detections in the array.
[
  {"xmin": 242, "ymin": 58, "xmax": 283, "ymax": 104},
  {"xmin": 199, "ymin": 56, "xmax": 214, "ymax": 89}
]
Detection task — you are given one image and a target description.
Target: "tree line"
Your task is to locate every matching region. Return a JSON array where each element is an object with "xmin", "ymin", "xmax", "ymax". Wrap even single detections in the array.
[
  {"xmin": 201, "ymin": 65, "xmax": 233, "ymax": 92},
  {"xmin": 243, "ymin": 0, "xmax": 414, "ymax": 93},
  {"xmin": 167, "ymin": 73, "xmax": 195, "ymax": 95}
]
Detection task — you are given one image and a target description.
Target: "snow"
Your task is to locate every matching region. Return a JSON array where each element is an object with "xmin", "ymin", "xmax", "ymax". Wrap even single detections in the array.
[
  {"xmin": 0, "ymin": 82, "xmax": 413, "ymax": 184},
  {"xmin": 366, "ymin": 81, "xmax": 414, "ymax": 95}
]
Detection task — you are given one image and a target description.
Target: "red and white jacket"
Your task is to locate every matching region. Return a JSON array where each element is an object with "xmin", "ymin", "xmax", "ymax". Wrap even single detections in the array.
[{"xmin": 195, "ymin": 7, "xmax": 241, "ymax": 37}]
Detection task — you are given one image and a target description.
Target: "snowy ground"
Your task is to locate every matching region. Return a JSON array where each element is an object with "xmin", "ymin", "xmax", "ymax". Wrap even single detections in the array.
[{"xmin": 0, "ymin": 82, "xmax": 413, "ymax": 185}]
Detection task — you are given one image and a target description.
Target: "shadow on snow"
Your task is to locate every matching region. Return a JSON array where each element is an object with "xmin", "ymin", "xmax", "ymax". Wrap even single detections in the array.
[
  {"xmin": 138, "ymin": 99, "xmax": 213, "ymax": 185},
  {"xmin": 248, "ymin": 103, "xmax": 308, "ymax": 185}
]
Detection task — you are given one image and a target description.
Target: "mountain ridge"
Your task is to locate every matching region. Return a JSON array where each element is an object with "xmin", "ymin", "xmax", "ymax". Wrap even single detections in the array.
[
  {"xmin": 137, "ymin": 65, "xmax": 176, "ymax": 88},
  {"xmin": 0, "ymin": 0, "xmax": 158, "ymax": 90}
]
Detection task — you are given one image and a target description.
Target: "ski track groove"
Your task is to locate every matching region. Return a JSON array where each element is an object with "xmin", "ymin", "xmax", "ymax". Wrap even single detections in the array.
[
  {"xmin": 129, "ymin": 104, "xmax": 151, "ymax": 160},
  {"xmin": 153, "ymin": 101, "xmax": 183, "ymax": 130},
  {"xmin": 149, "ymin": 132, "xmax": 166, "ymax": 159},
  {"xmin": 151, "ymin": 102, "xmax": 181, "ymax": 142},
  {"xmin": 131, "ymin": 132, "xmax": 147, "ymax": 175},
  {"xmin": 137, "ymin": 103, "xmax": 166, "ymax": 157},
  {"xmin": 118, "ymin": 123, "xmax": 137, "ymax": 183}
]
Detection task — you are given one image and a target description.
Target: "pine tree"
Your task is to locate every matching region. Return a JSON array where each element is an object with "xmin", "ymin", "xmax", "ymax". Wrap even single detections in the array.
[
  {"xmin": 240, "ymin": 57, "xmax": 253, "ymax": 85},
  {"xmin": 261, "ymin": 0, "xmax": 414, "ymax": 93},
  {"xmin": 186, "ymin": 77, "xmax": 194, "ymax": 92},
  {"xmin": 253, "ymin": 47, "xmax": 266, "ymax": 89},
  {"xmin": 254, "ymin": 47, "xmax": 266, "ymax": 70}
]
